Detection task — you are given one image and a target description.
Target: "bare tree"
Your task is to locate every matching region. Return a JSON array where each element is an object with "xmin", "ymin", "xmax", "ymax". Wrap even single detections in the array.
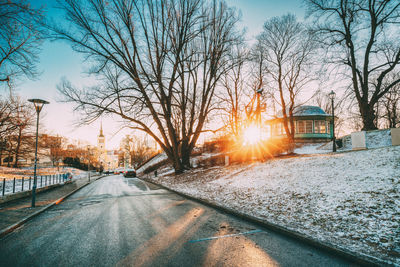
[
  {"xmin": 217, "ymin": 42, "xmax": 249, "ymax": 140},
  {"xmin": 10, "ymin": 96, "xmax": 34, "ymax": 167},
  {"xmin": 0, "ymin": 0, "xmax": 45, "ymax": 87},
  {"xmin": 378, "ymin": 76, "xmax": 400, "ymax": 128},
  {"xmin": 51, "ymin": 0, "xmax": 241, "ymax": 174},
  {"xmin": 0, "ymin": 95, "xmax": 35, "ymax": 167},
  {"xmin": 256, "ymin": 14, "xmax": 316, "ymax": 143},
  {"xmin": 0, "ymin": 96, "xmax": 17, "ymax": 163},
  {"xmin": 0, "ymin": 96, "xmax": 18, "ymax": 138},
  {"xmin": 305, "ymin": 0, "xmax": 400, "ymax": 130},
  {"xmin": 42, "ymin": 134, "xmax": 65, "ymax": 169},
  {"xmin": 124, "ymin": 135, "xmax": 155, "ymax": 168}
]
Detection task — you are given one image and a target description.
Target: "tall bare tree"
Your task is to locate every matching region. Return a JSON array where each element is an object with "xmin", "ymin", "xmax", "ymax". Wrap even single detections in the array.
[
  {"xmin": 123, "ymin": 135, "xmax": 155, "ymax": 168},
  {"xmin": 42, "ymin": 134, "xmax": 65, "ymax": 169},
  {"xmin": 51, "ymin": 0, "xmax": 241, "ymax": 174},
  {"xmin": 0, "ymin": 96, "xmax": 18, "ymax": 137},
  {"xmin": 305, "ymin": 0, "xmax": 400, "ymax": 130},
  {"xmin": 0, "ymin": 95, "xmax": 18, "ymax": 162},
  {"xmin": 218, "ymin": 42, "xmax": 249, "ymax": 140},
  {"xmin": 0, "ymin": 95, "xmax": 35, "ymax": 167},
  {"xmin": 10, "ymin": 96, "xmax": 34, "ymax": 167},
  {"xmin": 256, "ymin": 14, "xmax": 316, "ymax": 143},
  {"xmin": 0, "ymin": 0, "xmax": 45, "ymax": 87},
  {"xmin": 378, "ymin": 76, "xmax": 400, "ymax": 128}
]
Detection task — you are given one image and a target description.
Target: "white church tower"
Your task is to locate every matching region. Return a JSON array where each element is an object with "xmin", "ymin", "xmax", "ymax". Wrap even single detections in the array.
[{"xmin": 97, "ymin": 122, "xmax": 105, "ymax": 152}]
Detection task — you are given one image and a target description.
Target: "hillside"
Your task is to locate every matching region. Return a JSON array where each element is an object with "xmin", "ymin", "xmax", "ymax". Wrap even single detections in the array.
[{"xmin": 140, "ymin": 145, "xmax": 400, "ymax": 265}]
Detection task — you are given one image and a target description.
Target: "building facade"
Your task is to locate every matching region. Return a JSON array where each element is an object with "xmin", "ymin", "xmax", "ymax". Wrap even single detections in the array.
[
  {"xmin": 95, "ymin": 124, "xmax": 119, "ymax": 171},
  {"xmin": 267, "ymin": 105, "xmax": 334, "ymax": 143}
]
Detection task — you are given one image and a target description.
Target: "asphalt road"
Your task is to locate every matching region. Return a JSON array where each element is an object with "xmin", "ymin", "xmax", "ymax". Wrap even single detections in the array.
[{"xmin": 0, "ymin": 175, "xmax": 359, "ymax": 267}]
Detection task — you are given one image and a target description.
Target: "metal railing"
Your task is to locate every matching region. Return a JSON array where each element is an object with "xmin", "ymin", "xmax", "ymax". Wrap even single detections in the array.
[{"xmin": 1, "ymin": 173, "xmax": 71, "ymax": 197}]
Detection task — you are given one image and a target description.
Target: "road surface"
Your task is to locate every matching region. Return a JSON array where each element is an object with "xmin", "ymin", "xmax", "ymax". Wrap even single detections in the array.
[{"xmin": 0, "ymin": 175, "xmax": 359, "ymax": 266}]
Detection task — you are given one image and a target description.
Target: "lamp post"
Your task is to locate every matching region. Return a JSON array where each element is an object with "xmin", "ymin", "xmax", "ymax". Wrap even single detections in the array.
[
  {"xmin": 87, "ymin": 145, "xmax": 91, "ymax": 182},
  {"xmin": 256, "ymin": 88, "xmax": 263, "ymax": 128},
  {"xmin": 328, "ymin": 90, "xmax": 336, "ymax": 152},
  {"xmin": 28, "ymin": 98, "xmax": 49, "ymax": 207}
]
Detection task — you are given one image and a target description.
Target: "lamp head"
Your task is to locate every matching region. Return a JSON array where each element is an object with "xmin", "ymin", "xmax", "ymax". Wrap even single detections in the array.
[
  {"xmin": 328, "ymin": 90, "xmax": 336, "ymax": 100},
  {"xmin": 28, "ymin": 99, "xmax": 50, "ymax": 113}
]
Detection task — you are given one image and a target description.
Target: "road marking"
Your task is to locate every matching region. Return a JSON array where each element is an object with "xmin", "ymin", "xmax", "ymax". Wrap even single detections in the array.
[{"xmin": 187, "ymin": 229, "xmax": 263, "ymax": 243}]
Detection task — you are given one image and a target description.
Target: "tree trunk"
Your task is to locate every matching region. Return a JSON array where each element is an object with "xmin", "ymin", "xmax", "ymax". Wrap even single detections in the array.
[
  {"xmin": 181, "ymin": 143, "xmax": 191, "ymax": 170},
  {"xmin": 13, "ymin": 128, "xmax": 22, "ymax": 168},
  {"xmin": 172, "ymin": 157, "xmax": 184, "ymax": 174},
  {"xmin": 7, "ymin": 148, "xmax": 12, "ymax": 167},
  {"xmin": 360, "ymin": 102, "xmax": 377, "ymax": 130}
]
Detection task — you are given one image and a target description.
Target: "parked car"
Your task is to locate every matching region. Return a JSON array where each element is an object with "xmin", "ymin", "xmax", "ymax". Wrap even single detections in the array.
[{"xmin": 123, "ymin": 169, "xmax": 136, "ymax": 178}]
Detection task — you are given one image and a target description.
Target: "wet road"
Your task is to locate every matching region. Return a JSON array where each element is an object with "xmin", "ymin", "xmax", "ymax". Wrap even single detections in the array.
[{"xmin": 0, "ymin": 175, "xmax": 358, "ymax": 266}]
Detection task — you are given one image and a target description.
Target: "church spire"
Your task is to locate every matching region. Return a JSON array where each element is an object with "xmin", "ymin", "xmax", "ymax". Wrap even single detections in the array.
[{"xmin": 99, "ymin": 122, "xmax": 104, "ymax": 137}]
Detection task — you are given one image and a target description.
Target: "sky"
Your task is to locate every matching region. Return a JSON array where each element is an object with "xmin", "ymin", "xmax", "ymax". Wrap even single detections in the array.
[{"xmin": 17, "ymin": 0, "xmax": 305, "ymax": 150}]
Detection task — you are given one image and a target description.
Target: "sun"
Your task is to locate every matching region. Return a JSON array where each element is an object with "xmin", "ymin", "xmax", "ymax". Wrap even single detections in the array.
[{"xmin": 242, "ymin": 124, "xmax": 262, "ymax": 145}]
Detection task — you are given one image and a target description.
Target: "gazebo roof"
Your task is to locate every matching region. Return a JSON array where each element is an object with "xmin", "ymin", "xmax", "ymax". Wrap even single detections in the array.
[{"xmin": 276, "ymin": 105, "xmax": 331, "ymax": 118}]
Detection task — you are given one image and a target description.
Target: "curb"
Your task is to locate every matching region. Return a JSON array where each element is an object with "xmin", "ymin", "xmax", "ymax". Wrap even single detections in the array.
[
  {"xmin": 140, "ymin": 177, "xmax": 392, "ymax": 267},
  {"xmin": 0, "ymin": 175, "xmax": 105, "ymax": 239}
]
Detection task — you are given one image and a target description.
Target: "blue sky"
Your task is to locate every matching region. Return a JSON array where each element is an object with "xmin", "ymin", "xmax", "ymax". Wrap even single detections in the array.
[{"xmin": 20, "ymin": 0, "xmax": 305, "ymax": 149}]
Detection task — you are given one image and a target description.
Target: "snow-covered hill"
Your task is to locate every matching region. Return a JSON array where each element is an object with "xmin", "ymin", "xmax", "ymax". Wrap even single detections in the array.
[{"xmin": 143, "ymin": 145, "xmax": 400, "ymax": 265}]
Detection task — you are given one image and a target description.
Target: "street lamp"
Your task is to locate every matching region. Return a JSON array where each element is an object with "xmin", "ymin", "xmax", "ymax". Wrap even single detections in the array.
[
  {"xmin": 28, "ymin": 98, "xmax": 49, "ymax": 207},
  {"xmin": 256, "ymin": 88, "xmax": 263, "ymax": 127},
  {"xmin": 328, "ymin": 90, "xmax": 336, "ymax": 152},
  {"xmin": 87, "ymin": 145, "xmax": 91, "ymax": 182}
]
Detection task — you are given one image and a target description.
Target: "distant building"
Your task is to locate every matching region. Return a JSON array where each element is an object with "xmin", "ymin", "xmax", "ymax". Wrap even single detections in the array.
[
  {"xmin": 95, "ymin": 124, "xmax": 119, "ymax": 170},
  {"xmin": 266, "ymin": 105, "xmax": 334, "ymax": 143}
]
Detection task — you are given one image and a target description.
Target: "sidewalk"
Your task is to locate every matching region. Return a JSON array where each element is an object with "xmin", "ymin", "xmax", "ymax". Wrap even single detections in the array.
[{"xmin": 0, "ymin": 175, "xmax": 103, "ymax": 237}]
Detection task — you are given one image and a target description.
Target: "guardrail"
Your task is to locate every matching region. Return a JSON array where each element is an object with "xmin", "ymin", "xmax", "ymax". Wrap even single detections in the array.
[{"xmin": 1, "ymin": 174, "xmax": 71, "ymax": 197}]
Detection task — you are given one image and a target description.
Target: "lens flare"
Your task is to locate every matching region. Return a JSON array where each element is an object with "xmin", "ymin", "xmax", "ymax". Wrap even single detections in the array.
[{"xmin": 242, "ymin": 124, "xmax": 262, "ymax": 145}]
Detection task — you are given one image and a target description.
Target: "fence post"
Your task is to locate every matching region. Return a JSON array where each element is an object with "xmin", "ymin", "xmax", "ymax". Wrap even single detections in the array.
[
  {"xmin": 53, "ymin": 174, "xmax": 55, "ymax": 184},
  {"xmin": 45, "ymin": 175, "xmax": 47, "ymax": 186},
  {"xmin": 2, "ymin": 178, "xmax": 5, "ymax": 196},
  {"xmin": 22, "ymin": 177, "xmax": 24, "ymax": 191},
  {"xmin": 29, "ymin": 177, "xmax": 31, "ymax": 190},
  {"xmin": 40, "ymin": 175, "xmax": 42, "ymax": 187},
  {"xmin": 13, "ymin": 177, "xmax": 15, "ymax": 193}
]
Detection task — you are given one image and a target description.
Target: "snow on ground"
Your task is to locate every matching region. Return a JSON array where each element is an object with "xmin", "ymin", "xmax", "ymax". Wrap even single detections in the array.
[
  {"xmin": 143, "ymin": 146, "xmax": 400, "ymax": 265},
  {"xmin": 366, "ymin": 129, "xmax": 392, "ymax": 148},
  {"xmin": 294, "ymin": 143, "xmax": 331, "ymax": 154},
  {"xmin": 136, "ymin": 153, "xmax": 168, "ymax": 173}
]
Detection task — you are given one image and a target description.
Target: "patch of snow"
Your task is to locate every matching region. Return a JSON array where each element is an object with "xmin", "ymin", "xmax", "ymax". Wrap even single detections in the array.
[
  {"xmin": 366, "ymin": 129, "xmax": 392, "ymax": 149},
  {"xmin": 136, "ymin": 153, "xmax": 168, "ymax": 173},
  {"xmin": 294, "ymin": 144, "xmax": 331, "ymax": 154}
]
